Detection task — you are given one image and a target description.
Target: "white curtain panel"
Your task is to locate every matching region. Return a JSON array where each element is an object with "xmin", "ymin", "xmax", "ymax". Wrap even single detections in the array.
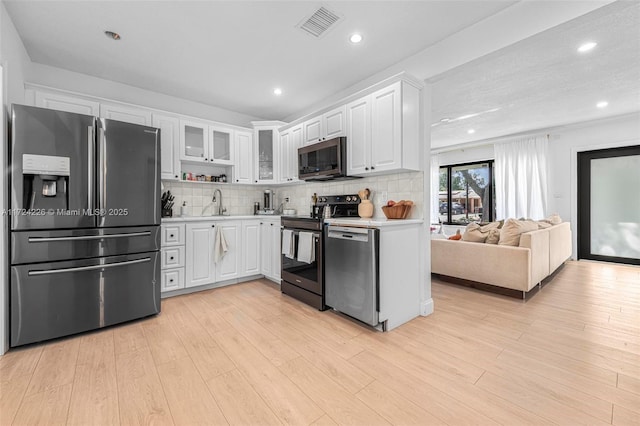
[
  {"xmin": 494, "ymin": 135, "xmax": 549, "ymax": 220},
  {"xmin": 430, "ymin": 153, "xmax": 440, "ymax": 224}
]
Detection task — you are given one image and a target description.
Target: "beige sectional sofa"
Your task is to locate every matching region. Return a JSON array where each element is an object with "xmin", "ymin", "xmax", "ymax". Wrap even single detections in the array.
[{"xmin": 431, "ymin": 222, "xmax": 572, "ymax": 297}]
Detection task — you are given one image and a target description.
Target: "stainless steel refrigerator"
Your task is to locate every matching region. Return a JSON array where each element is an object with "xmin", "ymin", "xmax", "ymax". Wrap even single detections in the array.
[{"xmin": 10, "ymin": 104, "xmax": 161, "ymax": 347}]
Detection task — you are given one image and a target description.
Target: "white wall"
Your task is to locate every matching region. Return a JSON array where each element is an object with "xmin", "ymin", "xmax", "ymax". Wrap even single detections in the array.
[
  {"xmin": 435, "ymin": 144, "xmax": 494, "ymax": 166},
  {"xmin": 28, "ymin": 63, "xmax": 263, "ymax": 127},
  {"xmin": 547, "ymin": 113, "xmax": 640, "ymax": 259},
  {"xmin": 0, "ymin": 1, "xmax": 33, "ymax": 355},
  {"xmin": 432, "ymin": 112, "xmax": 640, "ymax": 260}
]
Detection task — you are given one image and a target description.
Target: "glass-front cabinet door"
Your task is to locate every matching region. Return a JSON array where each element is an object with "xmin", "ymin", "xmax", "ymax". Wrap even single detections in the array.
[
  {"xmin": 179, "ymin": 119, "xmax": 208, "ymax": 162},
  {"xmin": 255, "ymin": 128, "xmax": 276, "ymax": 183},
  {"xmin": 209, "ymin": 126, "xmax": 234, "ymax": 165}
]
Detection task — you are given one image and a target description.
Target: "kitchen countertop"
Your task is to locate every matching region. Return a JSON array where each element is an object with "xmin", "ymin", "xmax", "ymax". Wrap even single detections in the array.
[
  {"xmin": 162, "ymin": 215, "xmax": 280, "ymax": 222},
  {"xmin": 323, "ymin": 217, "xmax": 423, "ymax": 227}
]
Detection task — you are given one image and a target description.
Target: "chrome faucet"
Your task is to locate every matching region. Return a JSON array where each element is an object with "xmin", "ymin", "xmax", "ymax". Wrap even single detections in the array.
[{"xmin": 212, "ymin": 189, "xmax": 225, "ymax": 215}]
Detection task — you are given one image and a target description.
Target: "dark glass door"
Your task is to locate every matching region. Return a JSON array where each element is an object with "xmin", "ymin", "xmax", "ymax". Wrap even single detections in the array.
[{"xmin": 577, "ymin": 145, "xmax": 640, "ymax": 265}]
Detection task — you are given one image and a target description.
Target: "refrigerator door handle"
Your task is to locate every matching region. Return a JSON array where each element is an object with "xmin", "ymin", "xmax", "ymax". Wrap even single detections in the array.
[
  {"xmin": 28, "ymin": 257, "xmax": 151, "ymax": 276},
  {"xmin": 98, "ymin": 124, "xmax": 107, "ymax": 223},
  {"xmin": 88, "ymin": 126, "xmax": 94, "ymax": 211},
  {"xmin": 28, "ymin": 231, "xmax": 151, "ymax": 243}
]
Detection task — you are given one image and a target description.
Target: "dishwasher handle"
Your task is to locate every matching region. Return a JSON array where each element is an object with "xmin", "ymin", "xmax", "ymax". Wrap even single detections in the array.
[{"xmin": 327, "ymin": 226, "xmax": 371, "ymax": 242}]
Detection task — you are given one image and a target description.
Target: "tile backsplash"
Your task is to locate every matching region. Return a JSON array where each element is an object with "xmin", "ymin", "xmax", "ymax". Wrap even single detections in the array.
[
  {"xmin": 278, "ymin": 171, "xmax": 424, "ymax": 219},
  {"xmin": 161, "ymin": 181, "xmax": 265, "ymax": 217},
  {"xmin": 162, "ymin": 171, "xmax": 424, "ymax": 219}
]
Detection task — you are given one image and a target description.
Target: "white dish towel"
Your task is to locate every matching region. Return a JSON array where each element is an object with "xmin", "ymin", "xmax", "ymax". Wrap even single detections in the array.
[
  {"xmin": 297, "ymin": 232, "xmax": 315, "ymax": 264},
  {"xmin": 214, "ymin": 227, "xmax": 228, "ymax": 264},
  {"xmin": 281, "ymin": 229, "xmax": 294, "ymax": 259}
]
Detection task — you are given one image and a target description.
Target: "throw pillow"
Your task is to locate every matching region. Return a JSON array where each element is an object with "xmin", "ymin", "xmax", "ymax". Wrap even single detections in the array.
[
  {"xmin": 485, "ymin": 228, "xmax": 500, "ymax": 244},
  {"xmin": 462, "ymin": 223, "xmax": 486, "ymax": 243},
  {"xmin": 536, "ymin": 221, "xmax": 552, "ymax": 229},
  {"xmin": 498, "ymin": 218, "xmax": 539, "ymax": 246},
  {"xmin": 546, "ymin": 213, "xmax": 562, "ymax": 225},
  {"xmin": 462, "ymin": 221, "xmax": 501, "ymax": 243},
  {"xmin": 448, "ymin": 230, "xmax": 462, "ymax": 240}
]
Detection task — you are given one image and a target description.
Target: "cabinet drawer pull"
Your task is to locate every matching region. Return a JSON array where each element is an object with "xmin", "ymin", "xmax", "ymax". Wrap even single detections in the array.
[
  {"xmin": 170, "ymin": 234, "xmax": 174, "ymax": 238},
  {"xmin": 169, "ymin": 279, "xmax": 174, "ymax": 283},
  {"xmin": 170, "ymin": 256, "xmax": 174, "ymax": 260}
]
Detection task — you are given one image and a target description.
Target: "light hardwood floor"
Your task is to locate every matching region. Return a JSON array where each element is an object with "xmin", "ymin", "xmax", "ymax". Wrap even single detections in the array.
[{"xmin": 1, "ymin": 260, "xmax": 639, "ymax": 425}]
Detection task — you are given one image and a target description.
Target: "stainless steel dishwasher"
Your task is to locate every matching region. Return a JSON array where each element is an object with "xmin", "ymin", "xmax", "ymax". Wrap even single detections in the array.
[{"xmin": 324, "ymin": 225, "xmax": 380, "ymax": 326}]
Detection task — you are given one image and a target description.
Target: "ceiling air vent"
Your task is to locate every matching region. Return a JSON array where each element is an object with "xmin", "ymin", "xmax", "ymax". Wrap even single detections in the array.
[{"xmin": 297, "ymin": 7, "xmax": 342, "ymax": 38}]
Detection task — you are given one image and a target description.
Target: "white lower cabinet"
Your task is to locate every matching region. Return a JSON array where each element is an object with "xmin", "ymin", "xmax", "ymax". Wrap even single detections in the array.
[
  {"xmin": 215, "ymin": 221, "xmax": 240, "ymax": 281},
  {"xmin": 260, "ymin": 218, "xmax": 281, "ymax": 282},
  {"xmin": 161, "ymin": 269, "xmax": 184, "ymax": 293},
  {"xmin": 161, "ymin": 223, "xmax": 186, "ymax": 293},
  {"xmin": 242, "ymin": 220, "xmax": 261, "ymax": 276},
  {"xmin": 166, "ymin": 217, "xmax": 279, "ymax": 294},
  {"xmin": 185, "ymin": 222, "xmax": 216, "ymax": 288}
]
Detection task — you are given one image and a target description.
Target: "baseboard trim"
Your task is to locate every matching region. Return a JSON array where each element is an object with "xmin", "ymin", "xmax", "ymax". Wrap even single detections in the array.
[{"xmin": 420, "ymin": 298, "xmax": 434, "ymax": 316}]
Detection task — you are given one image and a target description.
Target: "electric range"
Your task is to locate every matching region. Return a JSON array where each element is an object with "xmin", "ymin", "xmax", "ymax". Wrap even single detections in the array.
[{"xmin": 280, "ymin": 194, "xmax": 360, "ymax": 309}]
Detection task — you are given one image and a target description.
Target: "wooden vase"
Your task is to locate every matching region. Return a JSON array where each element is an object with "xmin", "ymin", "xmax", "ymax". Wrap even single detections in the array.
[{"xmin": 358, "ymin": 200, "xmax": 374, "ymax": 218}]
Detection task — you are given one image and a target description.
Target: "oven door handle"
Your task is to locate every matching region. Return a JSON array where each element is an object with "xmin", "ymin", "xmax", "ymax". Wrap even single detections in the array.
[
  {"xmin": 28, "ymin": 257, "xmax": 151, "ymax": 276},
  {"xmin": 282, "ymin": 229, "xmax": 321, "ymax": 240}
]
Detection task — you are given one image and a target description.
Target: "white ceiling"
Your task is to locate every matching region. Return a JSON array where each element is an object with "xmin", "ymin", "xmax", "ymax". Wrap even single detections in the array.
[
  {"xmin": 4, "ymin": 1, "xmax": 638, "ymax": 149},
  {"xmin": 3, "ymin": 0, "xmax": 517, "ymax": 120},
  {"xmin": 429, "ymin": 0, "xmax": 640, "ymax": 148}
]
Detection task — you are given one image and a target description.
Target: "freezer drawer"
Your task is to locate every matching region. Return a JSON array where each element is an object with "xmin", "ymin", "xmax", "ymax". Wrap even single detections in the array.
[
  {"xmin": 11, "ymin": 226, "xmax": 160, "ymax": 265},
  {"xmin": 11, "ymin": 251, "xmax": 160, "ymax": 347}
]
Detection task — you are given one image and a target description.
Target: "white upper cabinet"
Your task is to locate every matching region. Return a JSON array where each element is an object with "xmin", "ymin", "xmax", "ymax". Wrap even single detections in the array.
[
  {"xmin": 346, "ymin": 97, "xmax": 371, "ymax": 175},
  {"xmin": 34, "ymin": 91, "xmax": 100, "ymax": 116},
  {"xmin": 234, "ymin": 130, "xmax": 253, "ymax": 184},
  {"xmin": 302, "ymin": 115, "xmax": 322, "ymax": 145},
  {"xmin": 254, "ymin": 127, "xmax": 278, "ymax": 184},
  {"xmin": 278, "ymin": 123, "xmax": 302, "ymax": 183},
  {"xmin": 153, "ymin": 114, "xmax": 181, "ymax": 180},
  {"xmin": 179, "ymin": 119, "xmax": 209, "ymax": 163},
  {"xmin": 100, "ymin": 103, "xmax": 152, "ymax": 125},
  {"xmin": 208, "ymin": 126, "xmax": 234, "ymax": 165},
  {"xmin": 323, "ymin": 105, "xmax": 346, "ymax": 139},
  {"xmin": 370, "ymin": 83, "xmax": 402, "ymax": 172},
  {"xmin": 346, "ymin": 81, "xmax": 420, "ymax": 176},
  {"xmin": 302, "ymin": 105, "xmax": 346, "ymax": 145}
]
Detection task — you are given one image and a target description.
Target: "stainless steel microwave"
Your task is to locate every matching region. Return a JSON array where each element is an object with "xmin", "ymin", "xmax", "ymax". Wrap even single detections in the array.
[{"xmin": 298, "ymin": 137, "xmax": 347, "ymax": 181}]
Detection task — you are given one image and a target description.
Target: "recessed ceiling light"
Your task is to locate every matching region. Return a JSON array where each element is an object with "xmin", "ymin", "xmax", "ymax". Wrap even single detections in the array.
[
  {"xmin": 596, "ymin": 101, "xmax": 608, "ymax": 108},
  {"xmin": 273, "ymin": 88, "xmax": 283, "ymax": 96},
  {"xmin": 467, "ymin": 129, "xmax": 476, "ymax": 134},
  {"xmin": 104, "ymin": 30, "xmax": 121, "ymax": 41},
  {"xmin": 350, "ymin": 33, "xmax": 363, "ymax": 44},
  {"xmin": 577, "ymin": 41, "xmax": 597, "ymax": 53}
]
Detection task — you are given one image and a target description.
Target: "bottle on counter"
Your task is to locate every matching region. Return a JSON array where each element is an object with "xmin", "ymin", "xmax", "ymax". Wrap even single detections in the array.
[{"xmin": 181, "ymin": 201, "xmax": 188, "ymax": 217}]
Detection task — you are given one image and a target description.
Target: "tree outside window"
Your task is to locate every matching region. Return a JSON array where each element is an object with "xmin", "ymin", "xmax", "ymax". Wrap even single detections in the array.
[{"xmin": 439, "ymin": 162, "xmax": 494, "ymax": 224}]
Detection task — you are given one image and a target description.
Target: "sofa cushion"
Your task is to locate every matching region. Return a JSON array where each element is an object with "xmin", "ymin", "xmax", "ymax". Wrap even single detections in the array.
[
  {"xmin": 499, "ymin": 219, "xmax": 539, "ymax": 246},
  {"xmin": 486, "ymin": 229, "xmax": 501, "ymax": 244},
  {"xmin": 462, "ymin": 221, "xmax": 500, "ymax": 243}
]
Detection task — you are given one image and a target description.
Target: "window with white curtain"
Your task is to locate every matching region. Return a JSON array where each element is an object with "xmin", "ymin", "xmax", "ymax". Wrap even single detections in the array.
[{"xmin": 494, "ymin": 135, "xmax": 549, "ymax": 220}]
